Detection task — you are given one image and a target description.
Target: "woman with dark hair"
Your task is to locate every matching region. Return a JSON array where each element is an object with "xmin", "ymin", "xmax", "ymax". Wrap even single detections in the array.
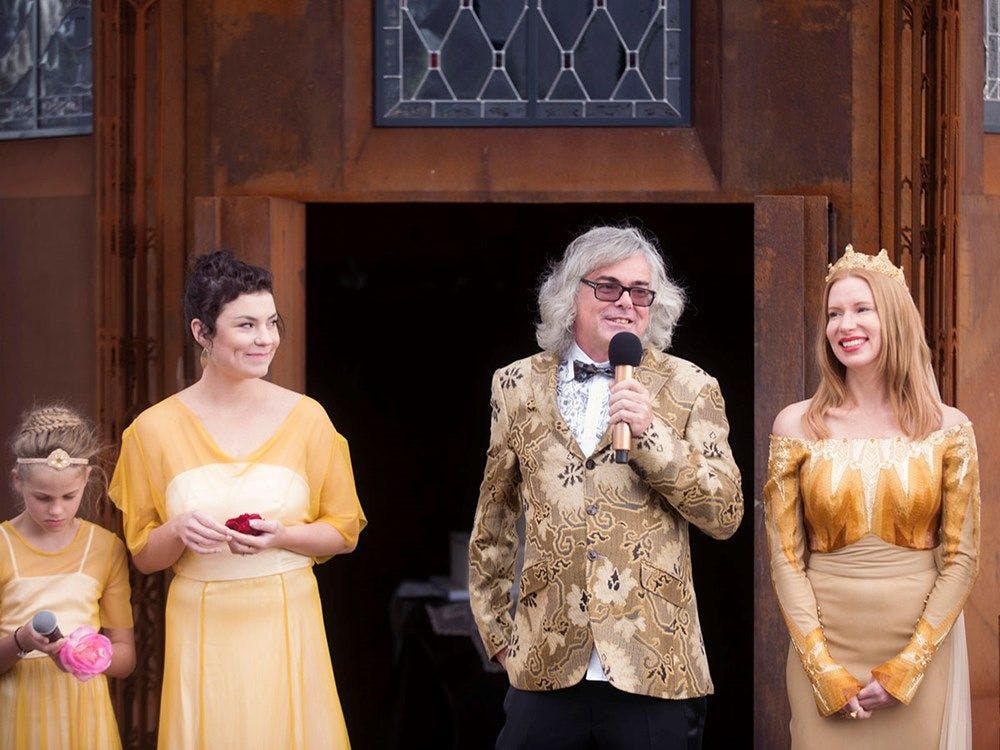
[
  {"xmin": 110, "ymin": 251, "xmax": 366, "ymax": 748},
  {"xmin": 764, "ymin": 246, "xmax": 978, "ymax": 748}
]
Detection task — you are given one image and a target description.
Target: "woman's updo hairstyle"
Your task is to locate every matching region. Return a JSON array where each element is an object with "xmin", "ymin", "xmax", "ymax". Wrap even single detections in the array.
[
  {"xmin": 183, "ymin": 250, "xmax": 274, "ymax": 339},
  {"xmin": 10, "ymin": 404, "xmax": 105, "ymax": 515}
]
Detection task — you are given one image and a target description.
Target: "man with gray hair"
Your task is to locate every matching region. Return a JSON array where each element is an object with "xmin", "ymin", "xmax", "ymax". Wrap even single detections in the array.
[{"xmin": 469, "ymin": 225, "xmax": 743, "ymax": 748}]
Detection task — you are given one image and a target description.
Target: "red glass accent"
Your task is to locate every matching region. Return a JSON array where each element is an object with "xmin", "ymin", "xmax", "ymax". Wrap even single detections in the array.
[{"xmin": 430, "ymin": 51, "xmax": 439, "ymax": 68}]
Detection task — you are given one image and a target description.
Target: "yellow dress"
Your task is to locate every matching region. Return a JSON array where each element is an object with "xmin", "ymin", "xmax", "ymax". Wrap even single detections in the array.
[
  {"xmin": 109, "ymin": 395, "xmax": 367, "ymax": 749},
  {"xmin": 0, "ymin": 520, "xmax": 133, "ymax": 749},
  {"xmin": 764, "ymin": 422, "xmax": 979, "ymax": 749}
]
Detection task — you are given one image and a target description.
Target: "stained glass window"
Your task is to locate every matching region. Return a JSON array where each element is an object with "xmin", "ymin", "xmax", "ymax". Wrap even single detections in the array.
[
  {"xmin": 986, "ymin": 0, "xmax": 1000, "ymax": 131},
  {"xmin": 0, "ymin": 0, "xmax": 92, "ymax": 139},
  {"xmin": 376, "ymin": 0, "xmax": 690, "ymax": 126}
]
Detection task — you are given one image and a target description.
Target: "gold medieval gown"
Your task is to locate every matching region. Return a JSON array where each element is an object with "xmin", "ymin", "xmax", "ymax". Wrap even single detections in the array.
[
  {"xmin": 764, "ymin": 422, "xmax": 979, "ymax": 749},
  {"xmin": 110, "ymin": 395, "xmax": 367, "ymax": 749}
]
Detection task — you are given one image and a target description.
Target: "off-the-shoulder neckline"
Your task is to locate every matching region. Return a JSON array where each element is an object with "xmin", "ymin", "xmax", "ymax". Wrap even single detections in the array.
[{"xmin": 769, "ymin": 420, "xmax": 973, "ymax": 446}]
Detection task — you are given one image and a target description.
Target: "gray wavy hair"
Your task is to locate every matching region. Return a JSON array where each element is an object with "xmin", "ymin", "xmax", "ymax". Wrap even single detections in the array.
[{"xmin": 535, "ymin": 226, "xmax": 685, "ymax": 355}]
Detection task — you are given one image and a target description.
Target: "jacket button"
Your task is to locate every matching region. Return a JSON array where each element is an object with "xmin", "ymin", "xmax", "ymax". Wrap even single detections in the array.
[
  {"xmin": 586, "ymin": 505, "xmax": 598, "ymax": 516},
  {"xmin": 585, "ymin": 458, "xmax": 596, "ymax": 470},
  {"xmin": 587, "ymin": 550, "xmax": 598, "ymax": 561}
]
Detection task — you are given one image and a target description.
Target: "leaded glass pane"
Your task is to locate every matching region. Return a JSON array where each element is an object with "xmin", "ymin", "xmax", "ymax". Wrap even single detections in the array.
[
  {"xmin": 440, "ymin": 11, "xmax": 493, "ymax": 98},
  {"xmin": 376, "ymin": 0, "xmax": 691, "ymax": 126},
  {"xmin": 0, "ymin": 0, "xmax": 91, "ymax": 139},
  {"xmin": 986, "ymin": 0, "xmax": 1000, "ymax": 131},
  {"xmin": 608, "ymin": 0, "xmax": 658, "ymax": 49},
  {"xmin": 0, "ymin": 0, "xmax": 38, "ymax": 133}
]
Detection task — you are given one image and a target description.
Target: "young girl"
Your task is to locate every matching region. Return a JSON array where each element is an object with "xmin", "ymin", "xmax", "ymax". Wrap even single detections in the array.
[{"xmin": 0, "ymin": 405, "xmax": 135, "ymax": 749}]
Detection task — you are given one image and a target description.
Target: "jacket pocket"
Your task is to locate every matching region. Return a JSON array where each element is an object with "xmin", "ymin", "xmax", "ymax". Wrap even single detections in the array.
[
  {"xmin": 640, "ymin": 561, "xmax": 687, "ymax": 607},
  {"xmin": 517, "ymin": 561, "xmax": 549, "ymax": 600}
]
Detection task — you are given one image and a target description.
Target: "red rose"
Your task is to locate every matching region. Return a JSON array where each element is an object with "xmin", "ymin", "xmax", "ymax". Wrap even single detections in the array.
[{"xmin": 225, "ymin": 513, "xmax": 264, "ymax": 536}]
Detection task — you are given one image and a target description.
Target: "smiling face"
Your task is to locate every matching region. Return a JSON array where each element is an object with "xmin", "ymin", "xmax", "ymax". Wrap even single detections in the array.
[
  {"xmin": 195, "ymin": 292, "xmax": 280, "ymax": 380},
  {"xmin": 826, "ymin": 275, "xmax": 882, "ymax": 373},
  {"xmin": 12, "ymin": 465, "xmax": 89, "ymax": 537},
  {"xmin": 573, "ymin": 254, "xmax": 652, "ymax": 362}
]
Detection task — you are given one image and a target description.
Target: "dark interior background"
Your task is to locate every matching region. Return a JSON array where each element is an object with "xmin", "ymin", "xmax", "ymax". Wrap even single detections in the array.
[{"xmin": 306, "ymin": 203, "xmax": 753, "ymax": 748}]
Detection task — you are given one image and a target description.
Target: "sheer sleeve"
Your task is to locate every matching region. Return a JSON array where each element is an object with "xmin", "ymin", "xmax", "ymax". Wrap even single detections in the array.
[
  {"xmin": 98, "ymin": 533, "xmax": 134, "ymax": 630},
  {"xmin": 108, "ymin": 425, "xmax": 165, "ymax": 558},
  {"xmin": 764, "ymin": 435, "xmax": 863, "ymax": 716},
  {"xmin": 871, "ymin": 423, "xmax": 980, "ymax": 703},
  {"xmin": 311, "ymin": 427, "xmax": 367, "ymax": 559}
]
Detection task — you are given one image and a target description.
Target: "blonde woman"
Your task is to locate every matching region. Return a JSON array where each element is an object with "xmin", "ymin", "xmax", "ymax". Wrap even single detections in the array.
[{"xmin": 764, "ymin": 246, "xmax": 978, "ymax": 748}]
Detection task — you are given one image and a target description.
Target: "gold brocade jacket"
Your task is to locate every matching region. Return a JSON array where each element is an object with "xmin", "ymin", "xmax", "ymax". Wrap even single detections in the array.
[
  {"xmin": 468, "ymin": 349, "xmax": 744, "ymax": 699},
  {"xmin": 763, "ymin": 423, "xmax": 980, "ymax": 716}
]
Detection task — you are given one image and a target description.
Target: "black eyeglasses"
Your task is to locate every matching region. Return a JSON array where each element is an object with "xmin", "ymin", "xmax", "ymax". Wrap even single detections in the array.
[{"xmin": 580, "ymin": 278, "xmax": 656, "ymax": 307}]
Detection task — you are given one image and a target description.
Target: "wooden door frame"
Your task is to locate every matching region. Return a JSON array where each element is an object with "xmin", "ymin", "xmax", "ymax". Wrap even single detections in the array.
[{"xmin": 752, "ymin": 195, "xmax": 830, "ymax": 748}]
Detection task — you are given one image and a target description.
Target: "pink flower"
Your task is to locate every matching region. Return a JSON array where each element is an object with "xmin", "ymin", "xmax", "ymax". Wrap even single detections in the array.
[{"xmin": 59, "ymin": 626, "xmax": 113, "ymax": 682}]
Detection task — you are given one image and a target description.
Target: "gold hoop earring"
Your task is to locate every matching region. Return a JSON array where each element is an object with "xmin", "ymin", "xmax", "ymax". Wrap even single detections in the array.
[{"xmin": 200, "ymin": 347, "xmax": 210, "ymax": 369}]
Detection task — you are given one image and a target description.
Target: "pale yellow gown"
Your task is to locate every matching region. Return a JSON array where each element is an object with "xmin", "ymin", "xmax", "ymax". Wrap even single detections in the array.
[
  {"xmin": 110, "ymin": 395, "xmax": 367, "ymax": 749},
  {"xmin": 764, "ymin": 422, "xmax": 979, "ymax": 749},
  {"xmin": 0, "ymin": 520, "xmax": 133, "ymax": 749}
]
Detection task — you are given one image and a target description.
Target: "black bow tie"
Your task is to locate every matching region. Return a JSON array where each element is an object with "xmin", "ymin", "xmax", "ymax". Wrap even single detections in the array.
[{"xmin": 573, "ymin": 360, "xmax": 614, "ymax": 382}]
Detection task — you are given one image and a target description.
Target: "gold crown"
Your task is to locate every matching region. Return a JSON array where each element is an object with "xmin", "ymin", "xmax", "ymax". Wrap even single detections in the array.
[{"xmin": 825, "ymin": 244, "xmax": 907, "ymax": 288}]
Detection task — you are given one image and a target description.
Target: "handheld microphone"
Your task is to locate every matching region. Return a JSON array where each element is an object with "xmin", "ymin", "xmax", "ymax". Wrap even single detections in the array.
[
  {"xmin": 32, "ymin": 610, "xmax": 62, "ymax": 642},
  {"xmin": 608, "ymin": 332, "xmax": 643, "ymax": 464}
]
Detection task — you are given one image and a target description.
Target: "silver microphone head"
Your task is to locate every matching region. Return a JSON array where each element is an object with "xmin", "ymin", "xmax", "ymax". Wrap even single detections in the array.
[{"xmin": 32, "ymin": 610, "xmax": 60, "ymax": 640}]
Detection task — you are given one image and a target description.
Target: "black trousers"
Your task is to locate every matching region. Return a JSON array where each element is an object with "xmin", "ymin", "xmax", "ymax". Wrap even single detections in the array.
[{"xmin": 496, "ymin": 681, "xmax": 707, "ymax": 750}]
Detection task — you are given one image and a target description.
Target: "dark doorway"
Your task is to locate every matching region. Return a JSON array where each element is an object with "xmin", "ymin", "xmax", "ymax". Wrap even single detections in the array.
[{"xmin": 306, "ymin": 203, "xmax": 753, "ymax": 748}]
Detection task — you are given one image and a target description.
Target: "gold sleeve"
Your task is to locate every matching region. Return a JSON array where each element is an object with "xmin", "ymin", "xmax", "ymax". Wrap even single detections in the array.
[
  {"xmin": 629, "ymin": 377, "xmax": 744, "ymax": 540},
  {"xmin": 468, "ymin": 369, "xmax": 523, "ymax": 660},
  {"xmin": 764, "ymin": 436, "xmax": 863, "ymax": 716},
  {"xmin": 98, "ymin": 533, "xmax": 135, "ymax": 630},
  {"xmin": 312, "ymin": 430, "xmax": 367, "ymax": 558},
  {"xmin": 871, "ymin": 423, "xmax": 980, "ymax": 704},
  {"xmin": 108, "ymin": 424, "xmax": 165, "ymax": 557}
]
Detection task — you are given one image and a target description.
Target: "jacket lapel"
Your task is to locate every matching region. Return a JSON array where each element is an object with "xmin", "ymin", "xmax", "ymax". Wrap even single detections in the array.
[{"xmin": 530, "ymin": 352, "xmax": 586, "ymax": 460}]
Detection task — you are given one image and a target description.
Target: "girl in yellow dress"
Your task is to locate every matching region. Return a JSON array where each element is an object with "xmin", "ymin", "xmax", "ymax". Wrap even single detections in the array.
[
  {"xmin": 764, "ymin": 246, "xmax": 978, "ymax": 749},
  {"xmin": 110, "ymin": 251, "xmax": 366, "ymax": 749},
  {"xmin": 0, "ymin": 405, "xmax": 135, "ymax": 749}
]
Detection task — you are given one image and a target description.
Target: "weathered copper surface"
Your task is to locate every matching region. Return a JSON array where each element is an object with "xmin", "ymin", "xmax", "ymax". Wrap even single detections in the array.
[
  {"xmin": 94, "ymin": 1, "xmax": 186, "ymax": 745},
  {"xmin": 0, "ymin": 136, "xmax": 96, "ymax": 522},
  {"xmin": 753, "ymin": 195, "xmax": 834, "ymax": 750}
]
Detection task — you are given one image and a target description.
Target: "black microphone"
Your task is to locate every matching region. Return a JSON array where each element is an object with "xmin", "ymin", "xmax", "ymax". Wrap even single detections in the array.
[
  {"xmin": 32, "ymin": 610, "xmax": 62, "ymax": 642},
  {"xmin": 608, "ymin": 332, "xmax": 643, "ymax": 464}
]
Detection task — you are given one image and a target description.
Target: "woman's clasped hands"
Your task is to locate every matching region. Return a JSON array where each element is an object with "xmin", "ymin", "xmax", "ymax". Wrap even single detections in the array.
[
  {"xmin": 226, "ymin": 517, "xmax": 285, "ymax": 556},
  {"xmin": 170, "ymin": 511, "xmax": 285, "ymax": 556},
  {"xmin": 840, "ymin": 679, "xmax": 900, "ymax": 720}
]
